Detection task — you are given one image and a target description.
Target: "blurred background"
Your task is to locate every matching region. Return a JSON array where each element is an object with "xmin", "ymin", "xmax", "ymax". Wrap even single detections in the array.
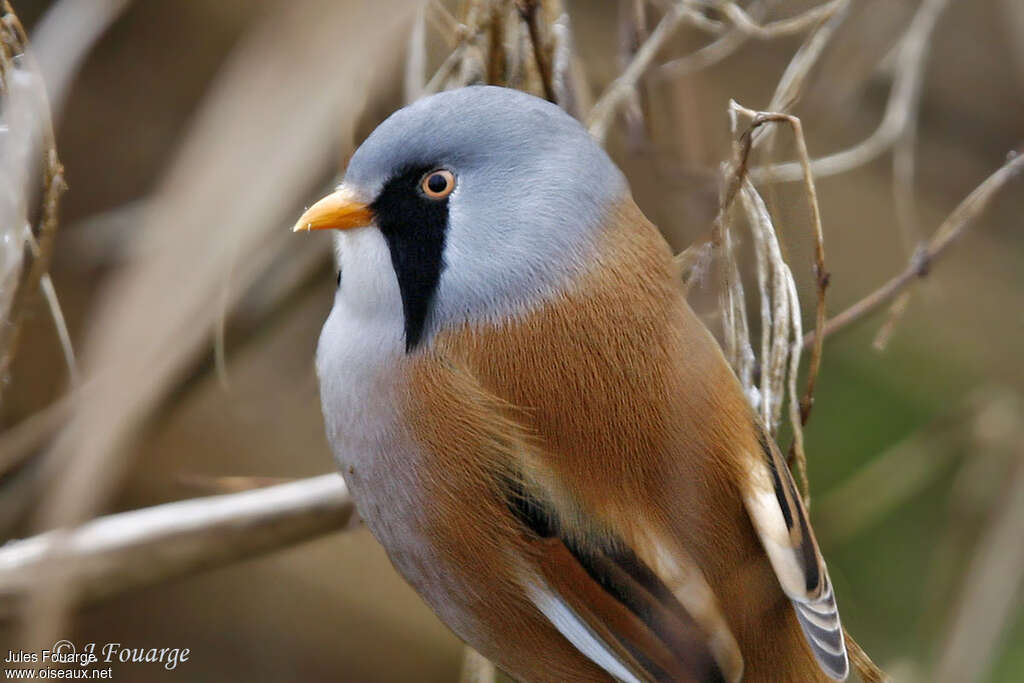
[{"xmin": 1, "ymin": 0, "xmax": 1022, "ymax": 681}]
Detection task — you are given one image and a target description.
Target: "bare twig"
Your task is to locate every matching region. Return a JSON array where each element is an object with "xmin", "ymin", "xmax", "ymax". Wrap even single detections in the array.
[
  {"xmin": 803, "ymin": 151, "xmax": 1024, "ymax": 349},
  {"xmin": 587, "ymin": 3, "xmax": 689, "ymax": 142},
  {"xmin": 427, "ymin": 0, "xmax": 462, "ymax": 46},
  {"xmin": 659, "ymin": 1, "xmax": 765, "ymax": 79},
  {"xmin": 0, "ymin": 1, "xmax": 67, "ymax": 386},
  {"xmin": 728, "ymin": 104, "xmax": 829, "ymax": 501},
  {"xmin": 846, "ymin": 632, "xmax": 891, "ymax": 683},
  {"xmin": 22, "ymin": 224, "xmax": 77, "ymax": 384},
  {"xmin": 0, "ymin": 395, "xmax": 70, "ymax": 479},
  {"xmin": 405, "ymin": 3, "xmax": 429, "ymax": 101},
  {"xmin": 763, "ymin": 0, "xmax": 851, "ymax": 122},
  {"xmin": 515, "ymin": 0, "xmax": 556, "ymax": 102},
  {"xmin": 0, "ymin": 475, "xmax": 354, "ymax": 620},
  {"xmin": 713, "ymin": 0, "xmax": 847, "ymax": 40},
  {"xmin": 22, "ymin": 0, "xmax": 422, "ymax": 653},
  {"xmin": 752, "ymin": 0, "xmax": 951, "ymax": 183}
]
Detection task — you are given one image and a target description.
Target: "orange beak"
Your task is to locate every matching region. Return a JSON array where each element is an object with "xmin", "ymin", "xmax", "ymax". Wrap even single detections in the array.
[{"xmin": 292, "ymin": 187, "xmax": 374, "ymax": 232}]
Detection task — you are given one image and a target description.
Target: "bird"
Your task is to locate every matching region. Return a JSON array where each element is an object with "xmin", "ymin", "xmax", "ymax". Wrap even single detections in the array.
[{"xmin": 293, "ymin": 85, "xmax": 849, "ymax": 683}]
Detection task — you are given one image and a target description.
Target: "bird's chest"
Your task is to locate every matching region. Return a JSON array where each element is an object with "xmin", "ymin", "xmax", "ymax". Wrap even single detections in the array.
[
  {"xmin": 316, "ymin": 295, "xmax": 422, "ymax": 524},
  {"xmin": 315, "ymin": 296, "xmax": 462, "ymax": 599}
]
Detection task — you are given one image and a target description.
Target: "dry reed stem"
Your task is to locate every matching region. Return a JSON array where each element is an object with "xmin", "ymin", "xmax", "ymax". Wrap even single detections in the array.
[
  {"xmin": 515, "ymin": 0, "xmax": 556, "ymax": 102},
  {"xmin": 0, "ymin": 4, "xmax": 1001, "ymax": 680},
  {"xmin": 22, "ymin": 227, "xmax": 76, "ymax": 382},
  {"xmin": 716, "ymin": 97, "xmax": 886, "ymax": 677},
  {"xmin": 405, "ymin": 4, "xmax": 430, "ymax": 101},
  {"xmin": 803, "ymin": 150, "xmax": 1024, "ymax": 349},
  {"xmin": 0, "ymin": 393, "xmax": 69, "ymax": 480},
  {"xmin": 587, "ymin": 2, "xmax": 689, "ymax": 143},
  {"xmin": 733, "ymin": 107, "xmax": 828, "ymax": 428},
  {"xmin": 0, "ymin": 1, "xmax": 67, "ymax": 386},
  {"xmin": 721, "ymin": 103, "xmax": 830, "ymax": 503},
  {"xmin": 0, "ymin": 0, "xmax": 129, "ymax": 390},
  {"xmin": 752, "ymin": 0, "xmax": 951, "ymax": 183},
  {"xmin": 846, "ymin": 633, "xmax": 890, "ymax": 683},
  {"xmin": 712, "ymin": 0, "xmax": 847, "ymax": 40},
  {"xmin": 427, "ymin": 1, "xmax": 461, "ymax": 46},
  {"xmin": 659, "ymin": 1, "xmax": 763, "ymax": 78},
  {"xmin": 761, "ymin": 0, "xmax": 850, "ymax": 132},
  {"xmin": 21, "ymin": 0, "xmax": 423, "ymax": 653},
  {"xmin": 0, "ymin": 474, "xmax": 354, "ymax": 620}
]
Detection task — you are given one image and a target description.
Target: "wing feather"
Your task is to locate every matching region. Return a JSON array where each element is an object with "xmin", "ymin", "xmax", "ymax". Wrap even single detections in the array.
[
  {"xmin": 506, "ymin": 474, "xmax": 739, "ymax": 683},
  {"xmin": 742, "ymin": 426, "xmax": 849, "ymax": 681}
]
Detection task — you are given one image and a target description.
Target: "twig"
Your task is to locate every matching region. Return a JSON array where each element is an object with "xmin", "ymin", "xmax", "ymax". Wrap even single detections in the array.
[
  {"xmin": 728, "ymin": 105, "xmax": 828, "ymax": 500},
  {"xmin": 752, "ymin": 0, "xmax": 951, "ymax": 183},
  {"xmin": 587, "ymin": 3, "xmax": 689, "ymax": 142},
  {"xmin": 846, "ymin": 631, "xmax": 891, "ymax": 683},
  {"xmin": 0, "ymin": 395, "xmax": 70, "ymax": 479},
  {"xmin": 486, "ymin": 1, "xmax": 508, "ymax": 86},
  {"xmin": 405, "ymin": 3, "xmax": 429, "ymax": 101},
  {"xmin": 659, "ymin": 1, "xmax": 764, "ymax": 79},
  {"xmin": 21, "ymin": 0, "xmax": 421, "ymax": 653},
  {"xmin": 549, "ymin": 10, "xmax": 580, "ymax": 116},
  {"xmin": 0, "ymin": 475, "xmax": 354, "ymax": 620},
  {"xmin": 0, "ymin": 2, "xmax": 67, "ymax": 387},
  {"xmin": 713, "ymin": 0, "xmax": 847, "ymax": 40},
  {"xmin": 763, "ymin": 0, "xmax": 850, "ymax": 122},
  {"xmin": 803, "ymin": 151, "xmax": 1024, "ymax": 350},
  {"xmin": 22, "ymin": 224, "xmax": 77, "ymax": 384},
  {"xmin": 515, "ymin": 0, "xmax": 556, "ymax": 102},
  {"xmin": 424, "ymin": 44, "xmax": 468, "ymax": 94},
  {"xmin": 427, "ymin": 0, "xmax": 462, "ymax": 46}
]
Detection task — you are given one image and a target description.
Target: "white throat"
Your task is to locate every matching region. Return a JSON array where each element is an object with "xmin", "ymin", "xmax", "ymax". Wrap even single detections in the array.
[{"xmin": 315, "ymin": 228, "xmax": 406, "ymax": 456}]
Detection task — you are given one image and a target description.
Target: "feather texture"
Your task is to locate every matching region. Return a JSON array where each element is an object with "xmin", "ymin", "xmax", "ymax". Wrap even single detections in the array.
[
  {"xmin": 742, "ymin": 427, "xmax": 848, "ymax": 679},
  {"xmin": 322, "ymin": 193, "xmax": 847, "ymax": 681}
]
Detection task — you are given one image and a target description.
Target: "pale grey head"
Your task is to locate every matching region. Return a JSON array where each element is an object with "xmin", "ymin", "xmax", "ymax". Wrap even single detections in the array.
[{"xmin": 319, "ymin": 85, "xmax": 627, "ymax": 352}]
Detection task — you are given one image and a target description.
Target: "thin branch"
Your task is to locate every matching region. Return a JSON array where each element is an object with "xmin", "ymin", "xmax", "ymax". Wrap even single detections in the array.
[
  {"xmin": 713, "ymin": 0, "xmax": 847, "ymax": 40},
  {"xmin": 846, "ymin": 631, "xmax": 891, "ymax": 683},
  {"xmin": 22, "ymin": 224, "xmax": 77, "ymax": 384},
  {"xmin": 587, "ymin": 3, "xmax": 689, "ymax": 142},
  {"xmin": 0, "ymin": 475, "xmax": 354, "ymax": 620},
  {"xmin": 404, "ymin": 3, "xmax": 429, "ymax": 101},
  {"xmin": 764, "ymin": 0, "xmax": 851, "ymax": 121},
  {"xmin": 427, "ymin": 0, "xmax": 462, "ymax": 47},
  {"xmin": 515, "ymin": 0, "xmax": 556, "ymax": 102},
  {"xmin": 803, "ymin": 151, "xmax": 1024, "ymax": 349},
  {"xmin": 658, "ymin": 1, "xmax": 764, "ymax": 79},
  {"xmin": 0, "ymin": 2, "xmax": 67, "ymax": 386},
  {"xmin": 0, "ymin": 394, "xmax": 69, "ymax": 482},
  {"xmin": 728, "ymin": 105, "xmax": 829, "ymax": 501},
  {"xmin": 752, "ymin": 0, "xmax": 951, "ymax": 183}
]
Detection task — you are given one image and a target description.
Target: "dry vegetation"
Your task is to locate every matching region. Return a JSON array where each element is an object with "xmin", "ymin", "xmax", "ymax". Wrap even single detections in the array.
[{"xmin": 1, "ymin": 1, "xmax": 1022, "ymax": 681}]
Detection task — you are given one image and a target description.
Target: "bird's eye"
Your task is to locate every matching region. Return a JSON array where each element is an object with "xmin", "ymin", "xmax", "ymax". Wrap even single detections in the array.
[{"xmin": 421, "ymin": 169, "xmax": 455, "ymax": 199}]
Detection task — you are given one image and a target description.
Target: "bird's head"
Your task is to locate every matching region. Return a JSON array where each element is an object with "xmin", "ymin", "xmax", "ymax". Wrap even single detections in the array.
[{"xmin": 293, "ymin": 86, "xmax": 626, "ymax": 352}]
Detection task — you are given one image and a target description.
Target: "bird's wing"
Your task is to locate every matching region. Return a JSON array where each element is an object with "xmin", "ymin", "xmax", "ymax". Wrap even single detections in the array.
[
  {"xmin": 419, "ymin": 353, "xmax": 743, "ymax": 683},
  {"xmin": 741, "ymin": 425, "xmax": 849, "ymax": 680},
  {"xmin": 504, "ymin": 471, "xmax": 743, "ymax": 683}
]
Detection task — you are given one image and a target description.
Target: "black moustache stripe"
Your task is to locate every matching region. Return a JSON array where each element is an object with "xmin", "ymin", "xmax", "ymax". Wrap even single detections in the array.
[{"xmin": 370, "ymin": 165, "xmax": 450, "ymax": 352}]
